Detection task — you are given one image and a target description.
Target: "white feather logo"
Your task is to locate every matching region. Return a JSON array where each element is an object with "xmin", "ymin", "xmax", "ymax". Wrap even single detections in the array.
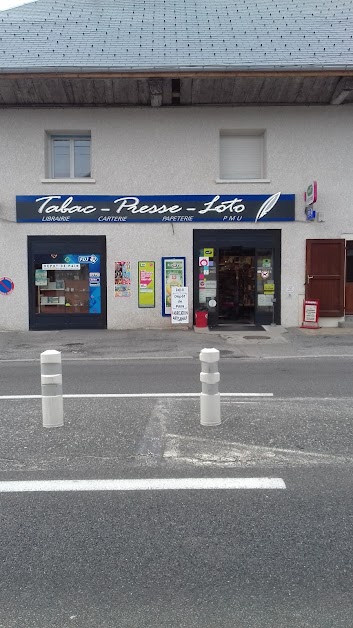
[{"xmin": 255, "ymin": 192, "xmax": 281, "ymax": 223}]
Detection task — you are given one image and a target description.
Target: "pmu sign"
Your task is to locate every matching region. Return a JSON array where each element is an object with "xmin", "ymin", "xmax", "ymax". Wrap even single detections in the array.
[{"xmin": 0, "ymin": 277, "xmax": 15, "ymax": 296}]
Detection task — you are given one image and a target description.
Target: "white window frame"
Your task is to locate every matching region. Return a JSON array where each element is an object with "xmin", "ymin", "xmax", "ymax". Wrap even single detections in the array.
[
  {"xmin": 217, "ymin": 130, "xmax": 270, "ymax": 184},
  {"xmin": 43, "ymin": 132, "xmax": 94, "ymax": 183}
]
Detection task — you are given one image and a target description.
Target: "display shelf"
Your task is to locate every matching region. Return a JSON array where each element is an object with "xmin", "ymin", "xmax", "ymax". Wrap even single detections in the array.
[
  {"xmin": 41, "ymin": 304, "xmax": 88, "ymax": 306},
  {"xmin": 40, "ymin": 288, "xmax": 66, "ymax": 291}
]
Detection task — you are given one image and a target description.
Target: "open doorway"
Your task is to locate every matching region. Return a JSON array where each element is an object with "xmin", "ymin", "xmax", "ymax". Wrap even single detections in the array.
[{"xmin": 218, "ymin": 248, "xmax": 255, "ymax": 324}]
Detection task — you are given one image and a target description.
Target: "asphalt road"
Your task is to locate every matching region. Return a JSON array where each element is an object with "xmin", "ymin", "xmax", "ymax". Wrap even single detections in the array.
[
  {"xmin": 0, "ymin": 359, "xmax": 352, "ymax": 627},
  {"xmin": 0, "ymin": 355, "xmax": 353, "ymax": 397},
  {"xmin": 0, "ymin": 471, "xmax": 352, "ymax": 628}
]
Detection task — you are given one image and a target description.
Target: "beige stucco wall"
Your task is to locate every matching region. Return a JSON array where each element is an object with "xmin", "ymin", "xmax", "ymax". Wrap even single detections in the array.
[{"xmin": 0, "ymin": 105, "xmax": 352, "ymax": 330}]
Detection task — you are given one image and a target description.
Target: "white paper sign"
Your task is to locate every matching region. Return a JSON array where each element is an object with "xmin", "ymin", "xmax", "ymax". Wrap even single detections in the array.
[
  {"xmin": 42, "ymin": 263, "xmax": 80, "ymax": 270},
  {"xmin": 171, "ymin": 286, "xmax": 189, "ymax": 324},
  {"xmin": 304, "ymin": 304, "xmax": 317, "ymax": 322},
  {"xmin": 203, "ymin": 289, "xmax": 216, "ymax": 297},
  {"xmin": 258, "ymin": 294, "xmax": 273, "ymax": 306}
]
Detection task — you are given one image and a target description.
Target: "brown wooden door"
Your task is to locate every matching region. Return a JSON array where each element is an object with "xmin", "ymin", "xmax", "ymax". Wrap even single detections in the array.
[
  {"xmin": 306, "ymin": 239, "xmax": 345, "ymax": 316},
  {"xmin": 345, "ymin": 242, "xmax": 353, "ymax": 314}
]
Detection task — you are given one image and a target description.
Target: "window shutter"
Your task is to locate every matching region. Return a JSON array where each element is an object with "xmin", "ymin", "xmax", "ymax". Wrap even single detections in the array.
[{"xmin": 220, "ymin": 134, "xmax": 264, "ymax": 180}]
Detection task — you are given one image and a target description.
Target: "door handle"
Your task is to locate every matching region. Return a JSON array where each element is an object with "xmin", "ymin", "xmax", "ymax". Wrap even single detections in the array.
[{"xmin": 307, "ymin": 275, "xmax": 314, "ymax": 284}]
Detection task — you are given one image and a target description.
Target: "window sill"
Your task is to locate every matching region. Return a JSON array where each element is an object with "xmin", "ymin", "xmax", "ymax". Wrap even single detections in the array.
[
  {"xmin": 41, "ymin": 178, "xmax": 96, "ymax": 184},
  {"xmin": 215, "ymin": 179, "xmax": 271, "ymax": 184}
]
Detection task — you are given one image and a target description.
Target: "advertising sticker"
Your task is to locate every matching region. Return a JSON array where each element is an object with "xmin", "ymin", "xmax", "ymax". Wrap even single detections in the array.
[
  {"xmin": 115, "ymin": 261, "xmax": 131, "ymax": 297},
  {"xmin": 162, "ymin": 257, "xmax": 186, "ymax": 316},
  {"xmin": 138, "ymin": 261, "xmax": 155, "ymax": 308},
  {"xmin": 35, "ymin": 269, "xmax": 48, "ymax": 286},
  {"xmin": 264, "ymin": 283, "xmax": 275, "ymax": 294}
]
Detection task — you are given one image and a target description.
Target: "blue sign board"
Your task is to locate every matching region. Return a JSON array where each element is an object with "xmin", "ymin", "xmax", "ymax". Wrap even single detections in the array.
[
  {"xmin": 16, "ymin": 193, "xmax": 295, "ymax": 223},
  {"xmin": 305, "ymin": 206, "xmax": 316, "ymax": 221}
]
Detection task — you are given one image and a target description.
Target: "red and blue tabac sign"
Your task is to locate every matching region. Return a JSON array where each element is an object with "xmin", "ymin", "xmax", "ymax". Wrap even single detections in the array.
[{"xmin": 0, "ymin": 277, "xmax": 15, "ymax": 296}]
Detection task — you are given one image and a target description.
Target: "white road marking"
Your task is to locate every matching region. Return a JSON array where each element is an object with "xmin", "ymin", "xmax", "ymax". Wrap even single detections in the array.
[
  {"xmin": 2, "ymin": 354, "xmax": 353, "ymax": 364},
  {"xmin": 0, "ymin": 395, "xmax": 41, "ymax": 399},
  {"xmin": 0, "ymin": 478, "xmax": 286, "ymax": 492},
  {"xmin": 224, "ymin": 396, "xmax": 353, "ymax": 402},
  {"xmin": 0, "ymin": 356, "xmax": 194, "ymax": 363},
  {"xmin": 246, "ymin": 354, "xmax": 353, "ymax": 361},
  {"xmin": 0, "ymin": 392, "xmax": 274, "ymax": 400}
]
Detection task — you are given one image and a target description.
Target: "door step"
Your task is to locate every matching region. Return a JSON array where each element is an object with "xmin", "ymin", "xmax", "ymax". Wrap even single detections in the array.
[{"xmin": 338, "ymin": 316, "xmax": 353, "ymax": 328}]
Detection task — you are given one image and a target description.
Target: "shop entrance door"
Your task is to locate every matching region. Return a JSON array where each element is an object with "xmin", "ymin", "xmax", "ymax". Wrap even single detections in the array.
[
  {"xmin": 194, "ymin": 230, "xmax": 281, "ymax": 328},
  {"xmin": 218, "ymin": 248, "xmax": 255, "ymax": 324},
  {"xmin": 345, "ymin": 242, "xmax": 353, "ymax": 314},
  {"xmin": 305, "ymin": 239, "xmax": 344, "ymax": 316}
]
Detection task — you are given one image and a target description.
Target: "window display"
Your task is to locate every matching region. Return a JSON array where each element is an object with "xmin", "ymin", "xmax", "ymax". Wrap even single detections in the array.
[
  {"xmin": 34, "ymin": 254, "xmax": 101, "ymax": 315},
  {"xmin": 256, "ymin": 250, "xmax": 274, "ymax": 315}
]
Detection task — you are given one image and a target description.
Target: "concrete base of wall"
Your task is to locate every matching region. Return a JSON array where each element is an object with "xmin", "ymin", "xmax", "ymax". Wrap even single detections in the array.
[
  {"xmin": 318, "ymin": 317, "xmax": 345, "ymax": 328},
  {"xmin": 338, "ymin": 316, "xmax": 353, "ymax": 328}
]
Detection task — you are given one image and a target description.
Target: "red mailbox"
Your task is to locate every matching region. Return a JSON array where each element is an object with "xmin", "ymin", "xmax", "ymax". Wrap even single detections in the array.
[{"xmin": 195, "ymin": 309, "xmax": 208, "ymax": 328}]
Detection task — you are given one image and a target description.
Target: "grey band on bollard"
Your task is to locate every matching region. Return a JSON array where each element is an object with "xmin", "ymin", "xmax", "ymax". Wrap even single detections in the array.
[
  {"xmin": 40, "ymin": 350, "xmax": 64, "ymax": 428},
  {"xmin": 199, "ymin": 348, "xmax": 221, "ymax": 426}
]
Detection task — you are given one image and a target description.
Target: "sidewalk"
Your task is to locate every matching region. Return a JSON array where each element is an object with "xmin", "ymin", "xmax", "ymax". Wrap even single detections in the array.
[{"xmin": 2, "ymin": 325, "xmax": 353, "ymax": 361}]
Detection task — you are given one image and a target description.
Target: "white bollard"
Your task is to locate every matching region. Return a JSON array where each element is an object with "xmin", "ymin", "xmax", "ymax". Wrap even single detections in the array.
[
  {"xmin": 40, "ymin": 350, "xmax": 64, "ymax": 428},
  {"xmin": 200, "ymin": 347, "xmax": 221, "ymax": 426}
]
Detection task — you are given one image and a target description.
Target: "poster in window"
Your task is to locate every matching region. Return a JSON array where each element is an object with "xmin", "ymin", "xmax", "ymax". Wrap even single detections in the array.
[
  {"xmin": 162, "ymin": 257, "xmax": 186, "ymax": 316},
  {"xmin": 138, "ymin": 262, "xmax": 155, "ymax": 308},
  {"xmin": 35, "ymin": 269, "xmax": 48, "ymax": 286},
  {"xmin": 115, "ymin": 261, "xmax": 131, "ymax": 297}
]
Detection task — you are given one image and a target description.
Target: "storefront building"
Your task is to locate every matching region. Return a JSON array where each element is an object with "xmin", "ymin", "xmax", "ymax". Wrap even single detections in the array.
[
  {"xmin": 1, "ymin": 2, "xmax": 353, "ymax": 331},
  {"xmin": 0, "ymin": 104, "xmax": 352, "ymax": 331}
]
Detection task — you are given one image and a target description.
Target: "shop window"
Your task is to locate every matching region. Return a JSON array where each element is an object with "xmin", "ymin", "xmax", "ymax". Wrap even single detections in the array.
[
  {"xmin": 48, "ymin": 134, "xmax": 91, "ymax": 179},
  {"xmin": 219, "ymin": 131, "xmax": 265, "ymax": 180},
  {"xmin": 346, "ymin": 247, "xmax": 353, "ymax": 283},
  {"xmin": 34, "ymin": 255, "xmax": 101, "ymax": 315},
  {"xmin": 256, "ymin": 250, "xmax": 274, "ymax": 315}
]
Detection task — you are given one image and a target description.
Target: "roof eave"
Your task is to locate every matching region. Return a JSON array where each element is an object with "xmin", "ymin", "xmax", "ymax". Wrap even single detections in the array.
[{"xmin": 0, "ymin": 63, "xmax": 353, "ymax": 77}]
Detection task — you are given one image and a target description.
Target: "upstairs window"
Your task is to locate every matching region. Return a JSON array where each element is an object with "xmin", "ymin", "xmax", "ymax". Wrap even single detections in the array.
[
  {"xmin": 220, "ymin": 131, "xmax": 265, "ymax": 180},
  {"xmin": 49, "ymin": 134, "xmax": 91, "ymax": 179}
]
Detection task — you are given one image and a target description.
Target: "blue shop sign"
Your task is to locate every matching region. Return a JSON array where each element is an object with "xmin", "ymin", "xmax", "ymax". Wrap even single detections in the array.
[{"xmin": 16, "ymin": 193, "xmax": 295, "ymax": 223}]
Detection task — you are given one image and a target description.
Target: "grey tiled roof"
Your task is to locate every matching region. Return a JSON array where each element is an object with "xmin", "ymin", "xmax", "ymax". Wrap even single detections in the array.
[{"xmin": 0, "ymin": 0, "xmax": 353, "ymax": 72}]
